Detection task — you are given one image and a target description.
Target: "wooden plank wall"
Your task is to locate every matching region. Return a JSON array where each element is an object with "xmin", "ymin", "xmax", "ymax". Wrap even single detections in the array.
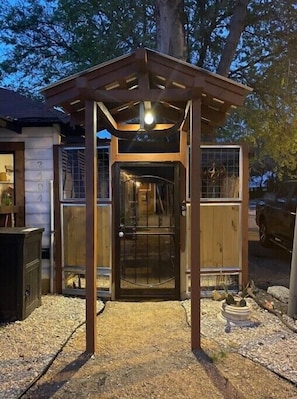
[
  {"xmin": 0, "ymin": 127, "xmax": 60, "ymax": 244},
  {"xmin": 0, "ymin": 126, "xmax": 60, "ymax": 292},
  {"xmin": 63, "ymin": 205, "xmax": 111, "ymax": 268},
  {"xmin": 187, "ymin": 203, "xmax": 240, "ymax": 269}
]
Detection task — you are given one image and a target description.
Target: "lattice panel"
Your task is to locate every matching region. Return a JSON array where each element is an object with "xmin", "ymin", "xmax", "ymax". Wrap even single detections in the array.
[
  {"xmin": 201, "ymin": 147, "xmax": 240, "ymax": 199},
  {"xmin": 61, "ymin": 147, "xmax": 110, "ymax": 200}
]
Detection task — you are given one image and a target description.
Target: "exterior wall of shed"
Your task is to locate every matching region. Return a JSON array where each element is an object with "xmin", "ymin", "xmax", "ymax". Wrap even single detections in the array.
[
  {"xmin": 0, "ymin": 126, "xmax": 61, "ymax": 292},
  {"xmin": 59, "ymin": 197, "xmax": 246, "ymax": 299},
  {"xmin": 56, "ymin": 142, "xmax": 248, "ymax": 299},
  {"xmin": 62, "ymin": 204, "xmax": 111, "ymax": 295},
  {"xmin": 179, "ymin": 144, "xmax": 249, "ymax": 299},
  {"xmin": 180, "ymin": 203, "xmax": 243, "ymax": 299}
]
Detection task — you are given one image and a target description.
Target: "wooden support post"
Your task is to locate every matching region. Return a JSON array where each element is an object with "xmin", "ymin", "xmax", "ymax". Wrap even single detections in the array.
[
  {"xmin": 53, "ymin": 145, "xmax": 62, "ymax": 293},
  {"xmin": 85, "ymin": 100, "xmax": 98, "ymax": 354},
  {"xmin": 190, "ymin": 95, "xmax": 202, "ymax": 350},
  {"xmin": 241, "ymin": 143, "xmax": 249, "ymax": 287}
]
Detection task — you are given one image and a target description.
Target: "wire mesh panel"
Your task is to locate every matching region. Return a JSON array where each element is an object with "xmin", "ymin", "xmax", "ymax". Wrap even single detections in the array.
[
  {"xmin": 187, "ymin": 146, "xmax": 241, "ymax": 200},
  {"xmin": 59, "ymin": 145, "xmax": 111, "ymax": 297},
  {"xmin": 61, "ymin": 146, "xmax": 110, "ymax": 200},
  {"xmin": 186, "ymin": 145, "xmax": 244, "ymax": 295},
  {"xmin": 201, "ymin": 146, "xmax": 241, "ymax": 199}
]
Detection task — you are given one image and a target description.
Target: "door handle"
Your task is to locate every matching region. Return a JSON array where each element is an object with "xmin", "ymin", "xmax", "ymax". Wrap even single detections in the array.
[{"xmin": 119, "ymin": 231, "xmax": 124, "ymax": 238}]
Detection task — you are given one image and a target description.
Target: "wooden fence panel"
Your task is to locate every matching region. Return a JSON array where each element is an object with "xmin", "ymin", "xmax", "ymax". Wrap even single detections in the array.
[
  {"xmin": 63, "ymin": 205, "xmax": 110, "ymax": 267},
  {"xmin": 188, "ymin": 204, "xmax": 240, "ymax": 269}
]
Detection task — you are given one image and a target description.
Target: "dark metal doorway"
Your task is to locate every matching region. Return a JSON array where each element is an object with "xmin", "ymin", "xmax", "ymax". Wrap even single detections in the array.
[{"xmin": 113, "ymin": 162, "xmax": 180, "ymax": 299}]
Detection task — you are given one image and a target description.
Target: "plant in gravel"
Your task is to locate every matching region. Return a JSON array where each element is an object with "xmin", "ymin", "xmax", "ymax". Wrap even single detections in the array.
[
  {"xmin": 209, "ymin": 350, "xmax": 227, "ymax": 363},
  {"xmin": 218, "ymin": 283, "xmax": 254, "ymax": 328},
  {"xmin": 224, "ymin": 284, "xmax": 249, "ymax": 307},
  {"xmin": 212, "ymin": 281, "xmax": 254, "ymax": 307}
]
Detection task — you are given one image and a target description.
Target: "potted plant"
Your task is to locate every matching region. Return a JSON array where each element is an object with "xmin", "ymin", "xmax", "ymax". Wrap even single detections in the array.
[{"xmin": 214, "ymin": 283, "xmax": 253, "ymax": 326}]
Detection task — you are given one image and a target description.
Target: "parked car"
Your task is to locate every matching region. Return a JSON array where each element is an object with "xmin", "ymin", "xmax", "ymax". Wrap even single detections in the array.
[{"xmin": 256, "ymin": 181, "xmax": 297, "ymax": 252}]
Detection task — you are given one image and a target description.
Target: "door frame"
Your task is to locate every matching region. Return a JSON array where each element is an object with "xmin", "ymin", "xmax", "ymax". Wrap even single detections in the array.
[{"xmin": 112, "ymin": 161, "xmax": 181, "ymax": 300}]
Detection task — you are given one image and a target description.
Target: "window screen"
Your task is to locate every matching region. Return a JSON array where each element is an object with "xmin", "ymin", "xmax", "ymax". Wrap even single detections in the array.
[
  {"xmin": 188, "ymin": 146, "xmax": 241, "ymax": 200},
  {"xmin": 201, "ymin": 147, "xmax": 240, "ymax": 199},
  {"xmin": 61, "ymin": 147, "xmax": 110, "ymax": 200}
]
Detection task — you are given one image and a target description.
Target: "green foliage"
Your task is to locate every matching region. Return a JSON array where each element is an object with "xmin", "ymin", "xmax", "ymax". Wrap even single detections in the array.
[
  {"xmin": 229, "ymin": 0, "xmax": 297, "ymax": 180},
  {"xmin": 239, "ymin": 298, "xmax": 247, "ymax": 307},
  {"xmin": 222, "ymin": 283, "xmax": 250, "ymax": 307},
  {"xmin": 0, "ymin": 0, "xmax": 296, "ymax": 179},
  {"xmin": 0, "ymin": 0, "xmax": 156, "ymax": 94},
  {"xmin": 209, "ymin": 350, "xmax": 227, "ymax": 363},
  {"xmin": 226, "ymin": 293, "xmax": 236, "ymax": 306},
  {"xmin": 185, "ymin": 0, "xmax": 237, "ymax": 69}
]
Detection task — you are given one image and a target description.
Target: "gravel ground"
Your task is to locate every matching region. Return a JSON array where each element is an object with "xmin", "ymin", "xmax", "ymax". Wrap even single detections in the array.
[
  {"xmin": 1, "ymin": 294, "xmax": 297, "ymax": 399},
  {"xmin": 0, "ymin": 296, "xmax": 104, "ymax": 399},
  {"xmin": 183, "ymin": 297, "xmax": 297, "ymax": 384}
]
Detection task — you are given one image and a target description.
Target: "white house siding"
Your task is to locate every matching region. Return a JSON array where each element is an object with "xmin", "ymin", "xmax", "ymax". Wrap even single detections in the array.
[{"xmin": 0, "ymin": 125, "xmax": 61, "ymax": 291}]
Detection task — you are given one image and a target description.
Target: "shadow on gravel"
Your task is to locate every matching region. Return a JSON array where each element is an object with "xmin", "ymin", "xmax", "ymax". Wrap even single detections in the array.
[
  {"xmin": 193, "ymin": 349, "xmax": 245, "ymax": 399},
  {"xmin": 23, "ymin": 352, "xmax": 90, "ymax": 399}
]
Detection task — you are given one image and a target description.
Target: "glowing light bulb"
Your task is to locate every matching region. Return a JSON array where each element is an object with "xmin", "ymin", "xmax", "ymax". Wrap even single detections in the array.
[{"xmin": 144, "ymin": 111, "xmax": 154, "ymax": 126}]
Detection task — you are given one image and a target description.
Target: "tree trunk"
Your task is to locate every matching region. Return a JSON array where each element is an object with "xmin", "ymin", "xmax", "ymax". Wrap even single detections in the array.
[
  {"xmin": 217, "ymin": 0, "xmax": 250, "ymax": 77},
  {"xmin": 155, "ymin": 0, "xmax": 187, "ymax": 60}
]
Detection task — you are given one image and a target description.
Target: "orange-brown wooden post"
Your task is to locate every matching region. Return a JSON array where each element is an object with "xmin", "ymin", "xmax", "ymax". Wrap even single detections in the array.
[
  {"xmin": 85, "ymin": 100, "xmax": 98, "ymax": 353},
  {"xmin": 190, "ymin": 93, "xmax": 202, "ymax": 350}
]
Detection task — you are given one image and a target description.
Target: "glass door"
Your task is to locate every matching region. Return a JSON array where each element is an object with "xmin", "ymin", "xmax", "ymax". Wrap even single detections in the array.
[{"xmin": 114, "ymin": 163, "xmax": 180, "ymax": 299}]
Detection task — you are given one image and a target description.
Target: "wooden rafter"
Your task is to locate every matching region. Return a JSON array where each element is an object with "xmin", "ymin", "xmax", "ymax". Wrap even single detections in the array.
[
  {"xmin": 97, "ymin": 102, "xmax": 118, "ymax": 130},
  {"xmin": 42, "ymin": 48, "xmax": 252, "ymax": 134}
]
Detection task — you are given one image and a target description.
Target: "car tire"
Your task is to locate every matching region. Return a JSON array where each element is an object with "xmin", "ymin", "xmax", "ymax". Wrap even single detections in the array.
[{"xmin": 259, "ymin": 219, "xmax": 272, "ymax": 247}]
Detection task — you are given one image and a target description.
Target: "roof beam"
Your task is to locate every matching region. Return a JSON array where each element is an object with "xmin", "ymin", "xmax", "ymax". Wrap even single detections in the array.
[
  {"xmin": 201, "ymin": 123, "xmax": 216, "ymax": 138},
  {"xmin": 44, "ymin": 87, "xmax": 81, "ymax": 108},
  {"xmin": 136, "ymin": 48, "xmax": 152, "ymax": 114},
  {"xmin": 97, "ymin": 102, "xmax": 118, "ymax": 129},
  {"xmin": 78, "ymin": 87, "xmax": 193, "ymax": 102},
  {"xmin": 117, "ymin": 122, "xmax": 174, "ymax": 131},
  {"xmin": 201, "ymin": 104, "xmax": 226, "ymax": 126},
  {"xmin": 148, "ymin": 61, "xmax": 248, "ymax": 106},
  {"xmin": 135, "ymin": 48, "xmax": 148, "ymax": 75}
]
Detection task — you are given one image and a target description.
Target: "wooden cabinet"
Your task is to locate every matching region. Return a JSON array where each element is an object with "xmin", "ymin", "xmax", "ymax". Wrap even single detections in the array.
[{"xmin": 0, "ymin": 227, "xmax": 44, "ymax": 322}]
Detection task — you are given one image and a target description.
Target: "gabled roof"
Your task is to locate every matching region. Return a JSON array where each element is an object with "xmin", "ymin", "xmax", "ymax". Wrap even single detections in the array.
[
  {"xmin": 42, "ymin": 48, "xmax": 252, "ymax": 138},
  {"xmin": 0, "ymin": 88, "xmax": 68, "ymax": 133}
]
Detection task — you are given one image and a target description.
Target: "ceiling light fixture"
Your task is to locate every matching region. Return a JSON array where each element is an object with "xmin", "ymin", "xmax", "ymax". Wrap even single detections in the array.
[
  {"xmin": 139, "ymin": 102, "xmax": 156, "ymax": 130},
  {"xmin": 144, "ymin": 110, "xmax": 154, "ymax": 126}
]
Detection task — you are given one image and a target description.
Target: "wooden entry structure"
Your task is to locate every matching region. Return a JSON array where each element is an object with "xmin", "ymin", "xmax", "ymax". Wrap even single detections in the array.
[{"xmin": 42, "ymin": 48, "xmax": 252, "ymax": 353}]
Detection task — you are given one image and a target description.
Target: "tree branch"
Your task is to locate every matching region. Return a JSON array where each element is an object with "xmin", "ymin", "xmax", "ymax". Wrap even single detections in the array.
[{"xmin": 217, "ymin": 0, "xmax": 250, "ymax": 76}]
